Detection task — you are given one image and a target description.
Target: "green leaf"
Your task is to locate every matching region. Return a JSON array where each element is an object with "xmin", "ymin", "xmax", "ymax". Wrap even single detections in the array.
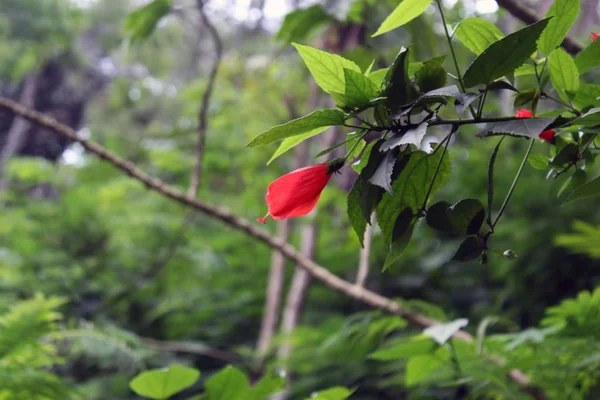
[
  {"xmin": 247, "ymin": 109, "xmax": 345, "ymax": 147},
  {"xmin": 549, "ymin": 143, "xmax": 579, "ymax": 166},
  {"xmin": 477, "ymin": 118, "xmax": 554, "ymax": 139},
  {"xmin": 205, "ymin": 366, "xmax": 250, "ymax": 400},
  {"xmin": 373, "ymin": 0, "xmax": 433, "ymax": 37},
  {"xmin": 129, "ymin": 365, "xmax": 200, "ymax": 400},
  {"xmin": 538, "ymin": 0, "xmax": 580, "ymax": 56},
  {"xmin": 426, "ymin": 199, "xmax": 485, "ymax": 235},
  {"xmin": 292, "ymin": 43, "xmax": 361, "ymax": 94},
  {"xmin": 381, "ymin": 123, "xmax": 428, "ymax": 151},
  {"xmin": 416, "ymin": 55, "xmax": 447, "ymax": 93},
  {"xmin": 486, "ymin": 80, "xmax": 519, "ymax": 93},
  {"xmin": 549, "ymin": 48, "xmax": 579, "ymax": 93},
  {"xmin": 405, "ymin": 352, "xmax": 450, "ymax": 387},
  {"xmin": 513, "ymin": 90, "xmax": 537, "ymax": 107},
  {"xmin": 558, "ymin": 169, "xmax": 587, "ymax": 198},
  {"xmin": 275, "ymin": 5, "xmax": 330, "ymax": 44},
  {"xmin": 514, "ymin": 64, "xmax": 536, "ymax": 76},
  {"xmin": 382, "ymin": 207, "xmax": 415, "ymax": 271},
  {"xmin": 307, "ymin": 387, "xmax": 354, "ymax": 400},
  {"xmin": 575, "ymin": 40, "xmax": 600, "ymax": 74},
  {"xmin": 463, "ymin": 18, "xmax": 551, "ymax": 88},
  {"xmin": 424, "ymin": 319, "xmax": 469, "ymax": 345},
  {"xmin": 369, "ymin": 68, "xmax": 389, "ymax": 87},
  {"xmin": 343, "ymin": 68, "xmax": 379, "ymax": 107},
  {"xmin": 370, "ymin": 336, "xmax": 436, "ymax": 360},
  {"xmin": 572, "ymin": 84, "xmax": 600, "ymax": 109},
  {"xmin": 528, "ymin": 154, "xmax": 550, "ymax": 170},
  {"xmin": 352, "ymin": 140, "xmax": 378, "ymax": 173},
  {"xmin": 377, "ymin": 149, "xmax": 451, "ymax": 244},
  {"xmin": 248, "ymin": 372, "xmax": 285, "ymax": 400},
  {"xmin": 573, "ymin": 108, "xmax": 600, "ymax": 127},
  {"xmin": 452, "ymin": 236, "xmax": 484, "ymax": 262},
  {"xmin": 454, "ymin": 17, "xmax": 504, "ymax": 55},
  {"xmin": 564, "ymin": 175, "xmax": 600, "ymax": 203},
  {"xmin": 124, "ymin": 0, "xmax": 172, "ymax": 43},
  {"xmin": 383, "ymin": 47, "xmax": 420, "ymax": 111},
  {"xmin": 269, "ymin": 130, "xmax": 327, "ymax": 164}
]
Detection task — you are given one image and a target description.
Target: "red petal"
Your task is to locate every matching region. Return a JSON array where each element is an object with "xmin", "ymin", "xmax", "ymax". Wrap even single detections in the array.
[
  {"xmin": 592, "ymin": 32, "xmax": 599, "ymax": 42},
  {"xmin": 515, "ymin": 109, "xmax": 533, "ymax": 118},
  {"xmin": 272, "ymin": 192, "xmax": 322, "ymax": 219},
  {"xmin": 539, "ymin": 129, "xmax": 555, "ymax": 143},
  {"xmin": 257, "ymin": 213, "xmax": 269, "ymax": 223}
]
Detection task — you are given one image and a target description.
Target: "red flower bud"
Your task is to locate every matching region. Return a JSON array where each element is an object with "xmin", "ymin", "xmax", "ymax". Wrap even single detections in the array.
[
  {"xmin": 515, "ymin": 108, "xmax": 555, "ymax": 143},
  {"xmin": 257, "ymin": 163, "xmax": 332, "ymax": 223},
  {"xmin": 591, "ymin": 32, "xmax": 599, "ymax": 42}
]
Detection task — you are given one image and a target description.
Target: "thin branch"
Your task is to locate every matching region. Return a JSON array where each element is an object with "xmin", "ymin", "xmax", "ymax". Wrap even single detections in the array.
[
  {"xmin": 495, "ymin": 0, "xmax": 582, "ymax": 55},
  {"xmin": 187, "ymin": 0, "xmax": 224, "ymax": 197},
  {"xmin": 140, "ymin": 337, "xmax": 242, "ymax": 365},
  {"xmin": 0, "ymin": 98, "xmax": 547, "ymax": 400}
]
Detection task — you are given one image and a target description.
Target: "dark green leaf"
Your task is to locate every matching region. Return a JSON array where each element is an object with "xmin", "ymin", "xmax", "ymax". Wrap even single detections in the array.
[
  {"xmin": 452, "ymin": 236, "xmax": 484, "ymax": 262},
  {"xmin": 454, "ymin": 17, "xmax": 504, "ymax": 55},
  {"xmin": 513, "ymin": 90, "xmax": 537, "ymax": 107},
  {"xmin": 426, "ymin": 199, "xmax": 485, "ymax": 235},
  {"xmin": 549, "ymin": 143, "xmax": 579, "ymax": 166},
  {"xmin": 564, "ymin": 175, "xmax": 600, "ymax": 203},
  {"xmin": 416, "ymin": 55, "xmax": 447, "ymax": 93},
  {"xmin": 205, "ymin": 366, "xmax": 250, "ymax": 400},
  {"xmin": 129, "ymin": 365, "xmax": 200, "ymax": 400},
  {"xmin": 383, "ymin": 48, "xmax": 419, "ymax": 111},
  {"xmin": 373, "ymin": 0, "xmax": 434, "ymax": 37},
  {"xmin": 538, "ymin": 0, "xmax": 580, "ymax": 55},
  {"xmin": 248, "ymin": 109, "xmax": 345, "ymax": 147},
  {"xmin": 573, "ymin": 107, "xmax": 600, "ymax": 127},
  {"xmin": 487, "ymin": 80, "xmax": 519, "ymax": 92},
  {"xmin": 275, "ymin": 5, "xmax": 330, "ymax": 44},
  {"xmin": 572, "ymin": 84, "xmax": 600, "ymax": 109},
  {"xmin": 463, "ymin": 18, "xmax": 551, "ymax": 88},
  {"xmin": 383, "ymin": 207, "xmax": 415, "ymax": 271},
  {"xmin": 477, "ymin": 118, "xmax": 554, "ymax": 139},
  {"xmin": 528, "ymin": 153, "xmax": 550, "ymax": 170},
  {"xmin": 423, "ymin": 318, "xmax": 468, "ymax": 345},
  {"xmin": 292, "ymin": 43, "xmax": 361, "ymax": 94},
  {"xmin": 380, "ymin": 123, "xmax": 427, "ymax": 151},
  {"xmin": 124, "ymin": 0, "xmax": 172, "ymax": 43},
  {"xmin": 343, "ymin": 68, "xmax": 379, "ymax": 107},
  {"xmin": 549, "ymin": 48, "xmax": 579, "ymax": 93},
  {"xmin": 377, "ymin": 150, "xmax": 452, "ymax": 244},
  {"xmin": 455, "ymin": 93, "xmax": 481, "ymax": 117},
  {"xmin": 575, "ymin": 40, "xmax": 600, "ymax": 74},
  {"xmin": 368, "ymin": 150, "xmax": 397, "ymax": 194},
  {"xmin": 558, "ymin": 169, "xmax": 587, "ymax": 198}
]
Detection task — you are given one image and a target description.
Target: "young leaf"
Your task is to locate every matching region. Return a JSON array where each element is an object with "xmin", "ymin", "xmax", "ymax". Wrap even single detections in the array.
[
  {"xmin": 549, "ymin": 48, "xmax": 579, "ymax": 93},
  {"xmin": 380, "ymin": 123, "xmax": 428, "ymax": 151},
  {"xmin": 124, "ymin": 0, "xmax": 172, "ymax": 43},
  {"xmin": 247, "ymin": 109, "xmax": 345, "ymax": 147},
  {"xmin": 575, "ymin": 40, "xmax": 600, "ymax": 74},
  {"xmin": 377, "ymin": 150, "xmax": 452, "ymax": 244},
  {"xmin": 129, "ymin": 365, "xmax": 200, "ymax": 400},
  {"xmin": 205, "ymin": 366, "xmax": 251, "ymax": 400},
  {"xmin": 538, "ymin": 0, "xmax": 580, "ymax": 56},
  {"xmin": 477, "ymin": 118, "xmax": 554, "ymax": 139},
  {"xmin": 424, "ymin": 319, "xmax": 469, "ymax": 345},
  {"xmin": 372, "ymin": 0, "xmax": 434, "ymax": 37},
  {"xmin": 343, "ymin": 68, "xmax": 379, "ymax": 107},
  {"xmin": 416, "ymin": 55, "xmax": 447, "ymax": 93},
  {"xmin": 462, "ymin": 18, "xmax": 551, "ymax": 88},
  {"xmin": 368, "ymin": 150, "xmax": 397, "ymax": 194},
  {"xmin": 369, "ymin": 68, "xmax": 389, "ymax": 87},
  {"xmin": 383, "ymin": 47, "xmax": 419, "ymax": 111},
  {"xmin": 292, "ymin": 43, "xmax": 361, "ymax": 94},
  {"xmin": 383, "ymin": 207, "xmax": 415, "ymax": 271},
  {"xmin": 564, "ymin": 175, "xmax": 600, "ymax": 204},
  {"xmin": 275, "ymin": 5, "xmax": 330, "ymax": 44},
  {"xmin": 454, "ymin": 17, "xmax": 504, "ymax": 55}
]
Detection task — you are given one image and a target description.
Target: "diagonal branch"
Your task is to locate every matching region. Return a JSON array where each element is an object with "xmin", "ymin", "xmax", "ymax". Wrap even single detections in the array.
[
  {"xmin": 187, "ymin": 0, "xmax": 224, "ymax": 197},
  {"xmin": 0, "ymin": 97, "xmax": 546, "ymax": 399},
  {"xmin": 495, "ymin": 0, "xmax": 582, "ymax": 55}
]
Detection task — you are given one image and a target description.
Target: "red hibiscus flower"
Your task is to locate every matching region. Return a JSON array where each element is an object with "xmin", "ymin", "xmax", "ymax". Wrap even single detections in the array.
[
  {"xmin": 257, "ymin": 163, "xmax": 333, "ymax": 223},
  {"xmin": 591, "ymin": 32, "xmax": 599, "ymax": 42},
  {"xmin": 515, "ymin": 108, "xmax": 556, "ymax": 143}
]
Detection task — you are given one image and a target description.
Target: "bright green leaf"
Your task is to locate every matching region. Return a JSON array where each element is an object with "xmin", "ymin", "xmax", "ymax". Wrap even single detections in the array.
[
  {"xmin": 373, "ymin": 0, "xmax": 434, "ymax": 37},
  {"xmin": 268, "ymin": 129, "xmax": 327, "ymax": 164},
  {"xmin": 129, "ymin": 365, "xmax": 200, "ymax": 400},
  {"xmin": 370, "ymin": 335, "xmax": 436, "ymax": 360},
  {"xmin": 416, "ymin": 55, "xmax": 447, "ymax": 92},
  {"xmin": 454, "ymin": 17, "xmax": 504, "ymax": 55},
  {"xmin": 275, "ymin": 5, "xmax": 330, "ymax": 44},
  {"xmin": 124, "ymin": 0, "xmax": 172, "ymax": 43},
  {"xmin": 538, "ymin": 0, "xmax": 580, "ymax": 56},
  {"xmin": 307, "ymin": 387, "xmax": 354, "ymax": 400},
  {"xmin": 248, "ymin": 372, "xmax": 285, "ymax": 400},
  {"xmin": 205, "ymin": 366, "xmax": 250, "ymax": 400},
  {"xmin": 247, "ymin": 109, "xmax": 345, "ymax": 147},
  {"xmin": 405, "ymin": 352, "xmax": 450, "ymax": 387},
  {"xmin": 575, "ymin": 40, "xmax": 600, "ymax": 73},
  {"xmin": 343, "ymin": 68, "xmax": 379, "ymax": 107},
  {"xmin": 549, "ymin": 48, "xmax": 579, "ymax": 93}
]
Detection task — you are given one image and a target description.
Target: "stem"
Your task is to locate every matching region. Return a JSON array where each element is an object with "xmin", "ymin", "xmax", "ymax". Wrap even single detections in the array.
[
  {"xmin": 491, "ymin": 139, "xmax": 535, "ymax": 229},
  {"xmin": 477, "ymin": 90, "xmax": 488, "ymax": 120},
  {"xmin": 542, "ymin": 93, "xmax": 581, "ymax": 116},
  {"xmin": 345, "ymin": 129, "xmax": 370, "ymax": 159},
  {"xmin": 420, "ymin": 128, "xmax": 454, "ymax": 212}
]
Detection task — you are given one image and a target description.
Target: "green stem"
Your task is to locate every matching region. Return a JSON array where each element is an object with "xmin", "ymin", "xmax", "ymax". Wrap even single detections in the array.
[
  {"xmin": 491, "ymin": 139, "xmax": 535, "ymax": 229},
  {"xmin": 477, "ymin": 90, "xmax": 488, "ymax": 120},
  {"xmin": 542, "ymin": 93, "xmax": 581, "ymax": 116},
  {"xmin": 420, "ymin": 128, "xmax": 454, "ymax": 212},
  {"xmin": 344, "ymin": 129, "xmax": 370, "ymax": 160}
]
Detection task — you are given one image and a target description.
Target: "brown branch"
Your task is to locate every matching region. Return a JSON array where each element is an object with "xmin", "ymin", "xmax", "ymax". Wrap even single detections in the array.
[
  {"xmin": 140, "ymin": 337, "xmax": 242, "ymax": 365},
  {"xmin": 187, "ymin": 0, "xmax": 224, "ymax": 197},
  {"xmin": 495, "ymin": 0, "xmax": 582, "ymax": 55},
  {"xmin": 0, "ymin": 97, "xmax": 546, "ymax": 399}
]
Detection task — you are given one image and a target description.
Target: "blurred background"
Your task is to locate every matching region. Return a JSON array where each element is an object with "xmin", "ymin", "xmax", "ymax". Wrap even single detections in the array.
[{"xmin": 0, "ymin": 0, "xmax": 599, "ymax": 399}]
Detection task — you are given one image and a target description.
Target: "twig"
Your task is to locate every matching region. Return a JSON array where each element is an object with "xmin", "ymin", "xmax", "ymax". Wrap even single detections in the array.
[
  {"xmin": 140, "ymin": 337, "xmax": 242, "ymax": 365},
  {"xmin": 495, "ymin": 0, "xmax": 582, "ymax": 55},
  {"xmin": 0, "ymin": 98, "xmax": 548, "ymax": 400},
  {"xmin": 187, "ymin": 0, "xmax": 224, "ymax": 197}
]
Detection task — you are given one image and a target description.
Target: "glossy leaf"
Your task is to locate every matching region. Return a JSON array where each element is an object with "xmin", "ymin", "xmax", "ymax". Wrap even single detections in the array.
[
  {"xmin": 373, "ymin": 0, "xmax": 434, "ymax": 37},
  {"xmin": 275, "ymin": 5, "xmax": 330, "ymax": 44},
  {"xmin": 247, "ymin": 109, "xmax": 345, "ymax": 147},
  {"xmin": 549, "ymin": 48, "xmax": 579, "ymax": 93},
  {"xmin": 205, "ymin": 366, "xmax": 250, "ymax": 400},
  {"xmin": 575, "ymin": 40, "xmax": 600, "ymax": 74},
  {"xmin": 343, "ymin": 68, "xmax": 379, "ymax": 107},
  {"xmin": 477, "ymin": 118, "xmax": 554, "ymax": 139},
  {"xmin": 129, "ymin": 365, "xmax": 200, "ymax": 400},
  {"xmin": 564, "ymin": 175, "xmax": 600, "ymax": 203},
  {"xmin": 538, "ymin": 0, "xmax": 580, "ymax": 56},
  {"xmin": 463, "ymin": 18, "xmax": 551, "ymax": 88},
  {"xmin": 454, "ymin": 17, "xmax": 504, "ymax": 55},
  {"xmin": 292, "ymin": 43, "xmax": 361, "ymax": 94}
]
